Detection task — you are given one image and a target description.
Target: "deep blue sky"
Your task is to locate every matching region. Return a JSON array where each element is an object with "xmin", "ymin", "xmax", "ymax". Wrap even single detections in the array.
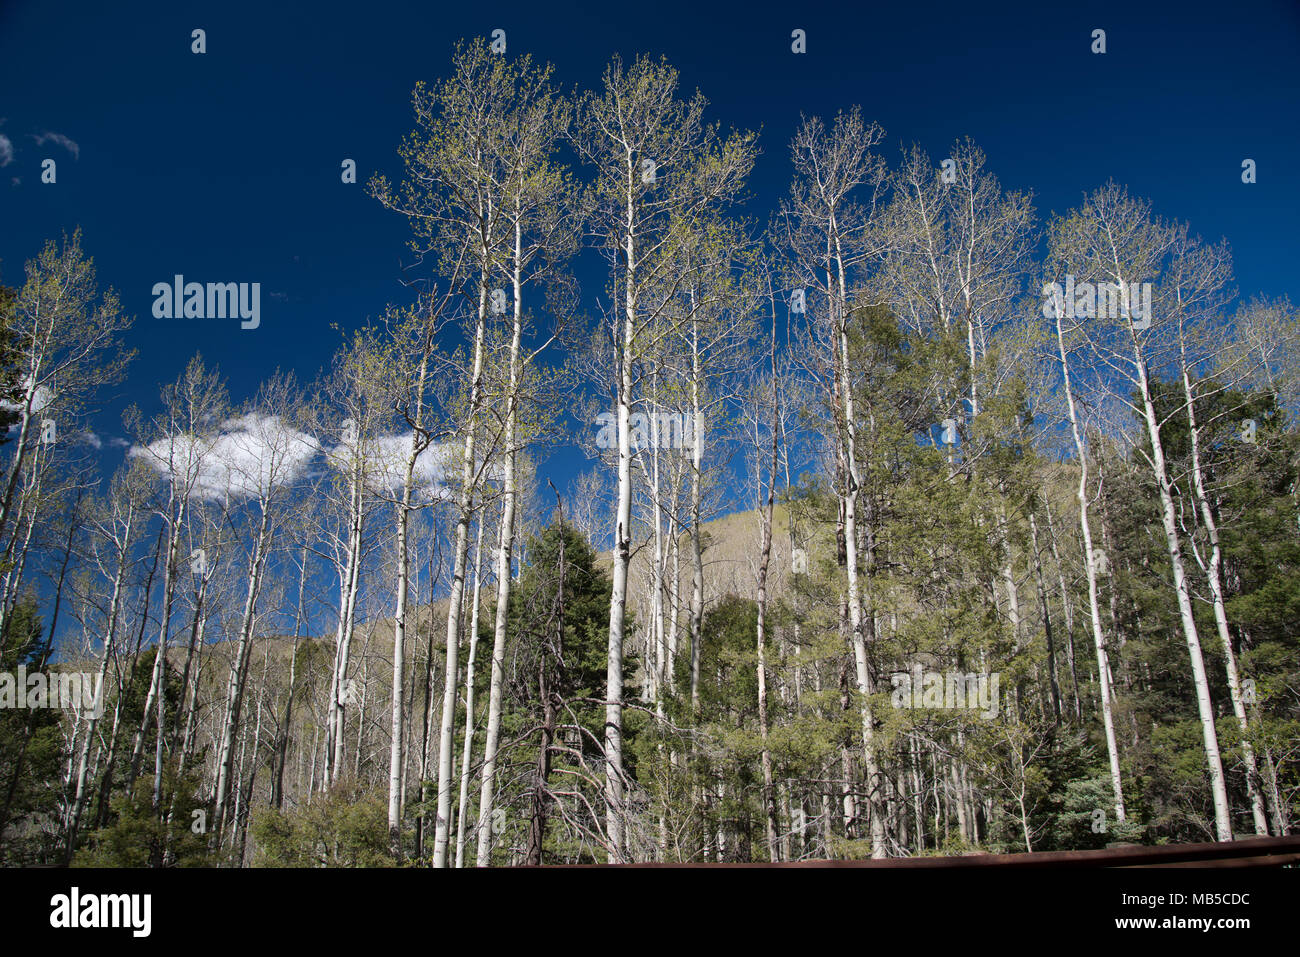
[{"xmin": 2, "ymin": 0, "xmax": 1298, "ymax": 493}]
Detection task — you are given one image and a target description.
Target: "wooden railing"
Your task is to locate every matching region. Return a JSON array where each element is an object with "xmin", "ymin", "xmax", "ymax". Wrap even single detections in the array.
[{"xmin": 605, "ymin": 834, "xmax": 1300, "ymax": 867}]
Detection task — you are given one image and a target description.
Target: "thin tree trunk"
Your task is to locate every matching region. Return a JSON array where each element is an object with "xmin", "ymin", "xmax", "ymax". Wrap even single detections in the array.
[
  {"xmin": 1180, "ymin": 367, "xmax": 1269, "ymax": 834},
  {"xmin": 327, "ymin": 460, "xmax": 364, "ymax": 787},
  {"xmin": 1052, "ymin": 303, "xmax": 1127, "ymax": 823},
  {"xmin": 831, "ymin": 235, "xmax": 886, "ymax": 859},
  {"xmin": 389, "ymin": 331, "xmax": 438, "ymax": 859},
  {"xmin": 602, "ymin": 165, "xmax": 638, "ymax": 864},
  {"xmin": 272, "ymin": 546, "xmax": 309, "ymax": 810},
  {"xmin": 470, "ymin": 229, "xmax": 517, "ymax": 869},
  {"xmin": 1027, "ymin": 507, "xmax": 1062, "ymax": 719},
  {"xmin": 754, "ymin": 316, "xmax": 781, "ymax": 863},
  {"xmin": 1129, "ymin": 333, "xmax": 1231, "ymax": 840},
  {"xmin": 213, "ymin": 508, "xmax": 272, "ymax": 837},
  {"xmin": 454, "ymin": 512, "xmax": 490, "ymax": 867}
]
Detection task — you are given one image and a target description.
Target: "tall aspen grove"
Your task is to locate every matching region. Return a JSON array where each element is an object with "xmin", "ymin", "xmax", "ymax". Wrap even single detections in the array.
[{"xmin": 3, "ymin": 12, "xmax": 1300, "ymax": 872}]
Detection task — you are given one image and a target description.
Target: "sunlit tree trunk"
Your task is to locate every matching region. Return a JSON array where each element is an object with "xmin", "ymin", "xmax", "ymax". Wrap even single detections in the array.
[{"xmin": 1051, "ymin": 301, "xmax": 1126, "ymax": 824}]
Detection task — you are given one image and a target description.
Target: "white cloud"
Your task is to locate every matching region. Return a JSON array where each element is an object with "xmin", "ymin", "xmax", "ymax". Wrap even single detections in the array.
[
  {"xmin": 0, "ymin": 134, "xmax": 12, "ymax": 167},
  {"xmin": 32, "ymin": 131, "xmax": 78, "ymax": 160},
  {"xmin": 328, "ymin": 431, "xmax": 458, "ymax": 499},
  {"xmin": 1, "ymin": 380, "xmax": 54, "ymax": 416},
  {"xmin": 131, "ymin": 413, "xmax": 321, "ymax": 501},
  {"xmin": 133, "ymin": 417, "xmax": 498, "ymax": 505}
]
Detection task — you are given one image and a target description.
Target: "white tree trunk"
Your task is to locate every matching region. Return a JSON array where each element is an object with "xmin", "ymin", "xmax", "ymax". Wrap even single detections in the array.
[
  {"xmin": 65, "ymin": 503, "xmax": 133, "ymax": 854},
  {"xmin": 832, "ymin": 237, "xmax": 887, "ymax": 859},
  {"xmin": 213, "ymin": 507, "xmax": 271, "ymax": 836},
  {"xmin": 327, "ymin": 462, "xmax": 364, "ymax": 786},
  {"xmin": 1130, "ymin": 337, "xmax": 1232, "ymax": 841},
  {"xmin": 454, "ymin": 512, "xmax": 489, "ymax": 867},
  {"xmin": 602, "ymin": 167, "xmax": 637, "ymax": 863},
  {"xmin": 437, "ymin": 274, "xmax": 490, "ymax": 867},
  {"xmin": 1053, "ymin": 305, "xmax": 1127, "ymax": 823}
]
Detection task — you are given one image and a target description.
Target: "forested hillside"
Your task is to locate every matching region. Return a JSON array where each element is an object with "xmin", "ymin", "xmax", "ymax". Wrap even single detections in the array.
[{"xmin": 0, "ymin": 38, "xmax": 1297, "ymax": 868}]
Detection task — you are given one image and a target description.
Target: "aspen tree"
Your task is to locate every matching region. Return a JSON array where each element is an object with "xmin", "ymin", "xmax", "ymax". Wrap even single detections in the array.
[
  {"xmin": 123, "ymin": 358, "xmax": 226, "ymax": 805},
  {"xmin": 1042, "ymin": 272, "xmax": 1127, "ymax": 824},
  {"xmin": 1050, "ymin": 184, "xmax": 1232, "ymax": 840},
  {"xmin": 311, "ymin": 327, "xmax": 394, "ymax": 787},
  {"xmin": 211, "ymin": 373, "xmax": 316, "ymax": 839},
  {"xmin": 751, "ymin": 289, "xmax": 783, "ymax": 861},
  {"xmin": 573, "ymin": 56, "xmax": 755, "ymax": 859},
  {"xmin": 370, "ymin": 41, "xmax": 505, "ymax": 860},
  {"xmin": 776, "ymin": 109, "xmax": 890, "ymax": 857},
  {"xmin": 469, "ymin": 52, "xmax": 577, "ymax": 868},
  {"xmin": 1166, "ymin": 229, "xmax": 1270, "ymax": 834},
  {"xmin": 0, "ymin": 232, "xmax": 132, "ymax": 640},
  {"xmin": 64, "ymin": 462, "xmax": 149, "ymax": 857}
]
